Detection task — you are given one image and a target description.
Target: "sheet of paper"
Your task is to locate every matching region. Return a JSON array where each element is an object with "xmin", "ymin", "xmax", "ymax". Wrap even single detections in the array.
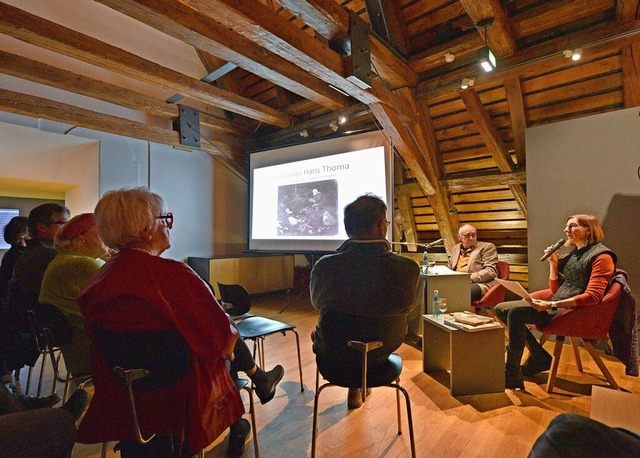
[{"xmin": 495, "ymin": 278, "xmax": 532, "ymax": 300}]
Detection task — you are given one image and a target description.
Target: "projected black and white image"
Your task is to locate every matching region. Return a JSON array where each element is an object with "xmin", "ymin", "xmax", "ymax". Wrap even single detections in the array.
[{"xmin": 277, "ymin": 179, "xmax": 338, "ymax": 236}]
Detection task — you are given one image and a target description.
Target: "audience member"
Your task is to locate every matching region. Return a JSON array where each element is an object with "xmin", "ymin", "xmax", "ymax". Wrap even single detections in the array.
[
  {"xmin": 1, "ymin": 216, "xmax": 29, "ymax": 384},
  {"xmin": 39, "ymin": 213, "xmax": 108, "ymax": 377},
  {"xmin": 0, "ymin": 387, "xmax": 88, "ymax": 458},
  {"xmin": 5, "ymin": 203, "xmax": 70, "ymax": 336},
  {"xmin": 529, "ymin": 413, "xmax": 640, "ymax": 457},
  {"xmin": 310, "ymin": 194, "xmax": 419, "ymax": 409},
  {"xmin": 77, "ymin": 187, "xmax": 281, "ymax": 457},
  {"xmin": 495, "ymin": 214, "xmax": 616, "ymax": 389},
  {"xmin": 448, "ymin": 224, "xmax": 498, "ymax": 301}
]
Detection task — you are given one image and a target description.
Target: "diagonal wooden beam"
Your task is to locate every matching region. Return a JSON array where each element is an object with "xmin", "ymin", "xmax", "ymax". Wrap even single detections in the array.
[
  {"xmin": 276, "ymin": 0, "xmax": 416, "ymax": 89},
  {"xmin": 504, "ymin": 76, "xmax": 527, "ymax": 167},
  {"xmin": 363, "ymin": 0, "xmax": 410, "ymax": 57},
  {"xmin": 459, "ymin": 0, "xmax": 517, "ymax": 56},
  {"xmin": 95, "ymin": 0, "xmax": 347, "ymax": 110},
  {"xmin": 0, "ymin": 88, "xmax": 245, "ymax": 169},
  {"xmin": 459, "ymin": 88, "xmax": 527, "ymax": 217},
  {"xmin": 623, "ymin": 42, "xmax": 640, "ymax": 107},
  {"xmin": 616, "ymin": 0, "xmax": 637, "ymax": 25},
  {"xmin": 0, "ymin": 2, "xmax": 291, "ymax": 128}
]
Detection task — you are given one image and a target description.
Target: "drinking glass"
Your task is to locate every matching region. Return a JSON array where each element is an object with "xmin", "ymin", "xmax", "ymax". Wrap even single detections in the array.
[
  {"xmin": 428, "ymin": 261, "xmax": 436, "ymax": 274},
  {"xmin": 438, "ymin": 297, "xmax": 448, "ymax": 316}
]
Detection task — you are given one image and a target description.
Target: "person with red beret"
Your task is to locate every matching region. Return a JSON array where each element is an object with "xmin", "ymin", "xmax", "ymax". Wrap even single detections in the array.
[{"xmin": 39, "ymin": 213, "xmax": 109, "ymax": 377}]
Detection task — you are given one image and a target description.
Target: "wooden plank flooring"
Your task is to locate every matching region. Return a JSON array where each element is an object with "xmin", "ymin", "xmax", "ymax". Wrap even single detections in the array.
[{"xmin": 19, "ymin": 291, "xmax": 640, "ymax": 457}]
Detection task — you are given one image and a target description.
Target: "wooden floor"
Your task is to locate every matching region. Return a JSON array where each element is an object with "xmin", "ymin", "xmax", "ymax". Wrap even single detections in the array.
[{"xmin": 19, "ymin": 291, "xmax": 640, "ymax": 457}]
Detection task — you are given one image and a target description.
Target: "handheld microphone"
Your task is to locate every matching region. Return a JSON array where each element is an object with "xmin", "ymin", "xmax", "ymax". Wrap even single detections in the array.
[
  {"xmin": 425, "ymin": 238, "xmax": 444, "ymax": 249},
  {"xmin": 539, "ymin": 238, "xmax": 565, "ymax": 262}
]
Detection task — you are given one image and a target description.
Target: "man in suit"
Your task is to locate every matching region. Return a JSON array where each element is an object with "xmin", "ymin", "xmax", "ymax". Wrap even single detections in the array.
[{"xmin": 448, "ymin": 224, "xmax": 498, "ymax": 301}]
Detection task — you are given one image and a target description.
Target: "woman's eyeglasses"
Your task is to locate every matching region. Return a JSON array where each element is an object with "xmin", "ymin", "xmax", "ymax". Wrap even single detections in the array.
[{"xmin": 156, "ymin": 212, "xmax": 173, "ymax": 229}]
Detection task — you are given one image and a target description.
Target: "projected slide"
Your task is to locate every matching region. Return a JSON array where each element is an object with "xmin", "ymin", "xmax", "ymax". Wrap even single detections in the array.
[{"xmin": 251, "ymin": 146, "xmax": 386, "ymax": 242}]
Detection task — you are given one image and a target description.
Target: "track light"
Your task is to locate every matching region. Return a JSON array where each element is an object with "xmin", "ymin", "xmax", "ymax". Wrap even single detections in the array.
[
  {"xmin": 444, "ymin": 52, "xmax": 455, "ymax": 63},
  {"xmin": 299, "ymin": 129, "xmax": 309, "ymax": 138},
  {"xmin": 329, "ymin": 121, "xmax": 339, "ymax": 132},
  {"xmin": 460, "ymin": 77, "xmax": 475, "ymax": 90},
  {"xmin": 563, "ymin": 48, "xmax": 582, "ymax": 61},
  {"xmin": 476, "ymin": 18, "xmax": 496, "ymax": 72},
  {"xmin": 338, "ymin": 115, "xmax": 347, "ymax": 125}
]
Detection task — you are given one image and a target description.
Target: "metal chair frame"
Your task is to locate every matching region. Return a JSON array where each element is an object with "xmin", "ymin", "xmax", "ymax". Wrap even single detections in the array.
[{"xmin": 311, "ymin": 340, "xmax": 416, "ymax": 458}]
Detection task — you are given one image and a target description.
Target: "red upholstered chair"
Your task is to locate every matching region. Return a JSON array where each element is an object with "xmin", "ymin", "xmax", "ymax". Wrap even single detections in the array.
[
  {"xmin": 533, "ymin": 281, "xmax": 623, "ymax": 393},
  {"xmin": 472, "ymin": 261, "xmax": 510, "ymax": 317}
]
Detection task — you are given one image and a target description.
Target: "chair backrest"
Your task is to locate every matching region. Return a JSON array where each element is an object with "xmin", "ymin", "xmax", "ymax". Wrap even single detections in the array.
[
  {"xmin": 93, "ymin": 327, "xmax": 192, "ymax": 391},
  {"xmin": 538, "ymin": 281, "xmax": 624, "ymax": 340},
  {"xmin": 472, "ymin": 261, "xmax": 510, "ymax": 308},
  {"xmin": 217, "ymin": 283, "xmax": 251, "ymax": 317}
]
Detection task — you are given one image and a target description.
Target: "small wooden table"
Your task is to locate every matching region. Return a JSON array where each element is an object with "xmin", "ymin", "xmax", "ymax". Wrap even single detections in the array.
[{"xmin": 422, "ymin": 314, "xmax": 505, "ymax": 396}]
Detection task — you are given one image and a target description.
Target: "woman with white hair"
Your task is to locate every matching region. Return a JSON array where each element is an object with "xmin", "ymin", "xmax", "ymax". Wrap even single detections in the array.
[{"xmin": 75, "ymin": 188, "xmax": 248, "ymax": 457}]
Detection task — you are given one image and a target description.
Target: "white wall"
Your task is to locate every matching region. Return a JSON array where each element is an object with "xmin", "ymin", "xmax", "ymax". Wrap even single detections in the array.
[{"xmin": 527, "ymin": 106, "xmax": 640, "ymax": 295}]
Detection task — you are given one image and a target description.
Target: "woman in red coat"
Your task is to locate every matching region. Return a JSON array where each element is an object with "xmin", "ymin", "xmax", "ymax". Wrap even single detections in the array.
[{"xmin": 77, "ymin": 188, "xmax": 244, "ymax": 457}]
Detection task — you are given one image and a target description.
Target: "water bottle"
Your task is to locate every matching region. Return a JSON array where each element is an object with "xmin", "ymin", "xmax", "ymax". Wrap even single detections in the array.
[
  {"xmin": 422, "ymin": 251, "xmax": 429, "ymax": 274},
  {"xmin": 432, "ymin": 289, "xmax": 440, "ymax": 317}
]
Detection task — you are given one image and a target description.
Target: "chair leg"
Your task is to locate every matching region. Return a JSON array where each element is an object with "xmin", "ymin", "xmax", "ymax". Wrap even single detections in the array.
[
  {"xmin": 570, "ymin": 337, "xmax": 583, "ymax": 372},
  {"xmin": 36, "ymin": 349, "xmax": 48, "ymax": 396},
  {"xmin": 315, "ymin": 366, "xmax": 320, "ymax": 392},
  {"xmin": 392, "ymin": 383, "xmax": 416, "ymax": 458},
  {"xmin": 311, "ymin": 383, "xmax": 332, "ymax": 458},
  {"xmin": 239, "ymin": 385, "xmax": 260, "ymax": 458},
  {"xmin": 395, "ymin": 380, "xmax": 402, "ymax": 435},
  {"xmin": 101, "ymin": 442, "xmax": 108, "ymax": 458},
  {"xmin": 288, "ymin": 329, "xmax": 304, "ymax": 392},
  {"xmin": 582, "ymin": 340, "xmax": 620, "ymax": 390},
  {"xmin": 546, "ymin": 337, "xmax": 565, "ymax": 393}
]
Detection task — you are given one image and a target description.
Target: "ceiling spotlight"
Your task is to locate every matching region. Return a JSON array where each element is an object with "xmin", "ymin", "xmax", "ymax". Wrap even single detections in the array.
[
  {"xmin": 460, "ymin": 77, "xmax": 475, "ymax": 90},
  {"xmin": 338, "ymin": 115, "xmax": 347, "ymax": 125},
  {"xmin": 444, "ymin": 52, "xmax": 455, "ymax": 63},
  {"xmin": 329, "ymin": 121, "xmax": 339, "ymax": 132},
  {"xmin": 299, "ymin": 129, "xmax": 309, "ymax": 138},
  {"xmin": 563, "ymin": 48, "xmax": 582, "ymax": 61}
]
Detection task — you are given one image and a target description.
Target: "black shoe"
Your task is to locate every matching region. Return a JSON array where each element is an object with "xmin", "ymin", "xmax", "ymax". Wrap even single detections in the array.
[
  {"xmin": 522, "ymin": 352, "xmax": 552, "ymax": 376},
  {"xmin": 61, "ymin": 388, "xmax": 88, "ymax": 421},
  {"xmin": 226, "ymin": 418, "xmax": 251, "ymax": 457},
  {"xmin": 254, "ymin": 365, "xmax": 284, "ymax": 405},
  {"xmin": 505, "ymin": 368, "xmax": 524, "ymax": 390},
  {"xmin": 3, "ymin": 383, "xmax": 60, "ymax": 410}
]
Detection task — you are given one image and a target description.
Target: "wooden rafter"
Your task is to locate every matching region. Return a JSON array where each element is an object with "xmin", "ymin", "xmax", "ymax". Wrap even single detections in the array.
[
  {"xmin": 0, "ymin": 89, "xmax": 244, "ymax": 167},
  {"xmin": 0, "ymin": 2, "xmax": 291, "ymax": 128},
  {"xmin": 459, "ymin": 0, "xmax": 517, "ymax": 56},
  {"xmin": 617, "ymin": 0, "xmax": 640, "ymax": 24},
  {"xmin": 0, "ymin": 50, "xmax": 249, "ymax": 143},
  {"xmin": 417, "ymin": 20, "xmax": 640, "ymax": 100},
  {"xmin": 95, "ymin": 0, "xmax": 347, "ymax": 111},
  {"xmin": 445, "ymin": 170, "xmax": 527, "ymax": 191},
  {"xmin": 459, "ymin": 88, "xmax": 527, "ymax": 217},
  {"xmin": 623, "ymin": 42, "xmax": 640, "ymax": 107},
  {"xmin": 504, "ymin": 76, "xmax": 527, "ymax": 167}
]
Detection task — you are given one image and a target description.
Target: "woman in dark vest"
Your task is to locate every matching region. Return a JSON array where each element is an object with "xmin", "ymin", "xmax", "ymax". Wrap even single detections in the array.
[{"xmin": 495, "ymin": 214, "xmax": 616, "ymax": 389}]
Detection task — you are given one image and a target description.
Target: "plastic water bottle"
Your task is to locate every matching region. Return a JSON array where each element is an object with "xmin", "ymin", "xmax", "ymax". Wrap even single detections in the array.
[
  {"xmin": 432, "ymin": 289, "xmax": 440, "ymax": 317},
  {"xmin": 422, "ymin": 251, "xmax": 429, "ymax": 274}
]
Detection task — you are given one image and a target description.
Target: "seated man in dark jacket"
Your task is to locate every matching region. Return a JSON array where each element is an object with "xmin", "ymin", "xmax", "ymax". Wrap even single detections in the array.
[{"xmin": 310, "ymin": 194, "xmax": 419, "ymax": 409}]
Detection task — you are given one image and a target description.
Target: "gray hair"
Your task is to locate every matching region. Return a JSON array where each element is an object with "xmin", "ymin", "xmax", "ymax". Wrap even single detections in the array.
[{"xmin": 94, "ymin": 187, "xmax": 165, "ymax": 250}]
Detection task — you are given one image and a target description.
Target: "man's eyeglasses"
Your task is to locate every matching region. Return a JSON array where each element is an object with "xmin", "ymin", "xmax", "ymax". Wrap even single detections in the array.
[
  {"xmin": 156, "ymin": 212, "xmax": 173, "ymax": 229},
  {"xmin": 460, "ymin": 232, "xmax": 477, "ymax": 238}
]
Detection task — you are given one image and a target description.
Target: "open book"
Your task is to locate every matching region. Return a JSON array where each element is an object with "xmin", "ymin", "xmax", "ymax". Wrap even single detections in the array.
[{"xmin": 495, "ymin": 279, "xmax": 532, "ymax": 300}]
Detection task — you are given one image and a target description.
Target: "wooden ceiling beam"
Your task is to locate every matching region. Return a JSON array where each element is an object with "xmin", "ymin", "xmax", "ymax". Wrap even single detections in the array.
[
  {"xmin": 504, "ymin": 76, "xmax": 527, "ymax": 167},
  {"xmin": 459, "ymin": 88, "xmax": 527, "ymax": 217},
  {"xmin": 0, "ymin": 50, "xmax": 250, "ymax": 141},
  {"xmin": 0, "ymin": 2, "xmax": 291, "ymax": 128},
  {"xmin": 617, "ymin": 0, "xmax": 640, "ymax": 24},
  {"xmin": 96, "ymin": 0, "xmax": 347, "ymax": 111},
  {"xmin": 459, "ymin": 0, "xmax": 517, "ymax": 56},
  {"xmin": 445, "ymin": 170, "xmax": 527, "ymax": 191},
  {"xmin": 417, "ymin": 20, "xmax": 640, "ymax": 101},
  {"xmin": 0, "ymin": 88, "xmax": 245, "ymax": 171},
  {"xmin": 409, "ymin": 33, "xmax": 484, "ymax": 74},
  {"xmin": 280, "ymin": 0, "xmax": 415, "ymax": 87},
  {"xmin": 623, "ymin": 42, "xmax": 640, "ymax": 107}
]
